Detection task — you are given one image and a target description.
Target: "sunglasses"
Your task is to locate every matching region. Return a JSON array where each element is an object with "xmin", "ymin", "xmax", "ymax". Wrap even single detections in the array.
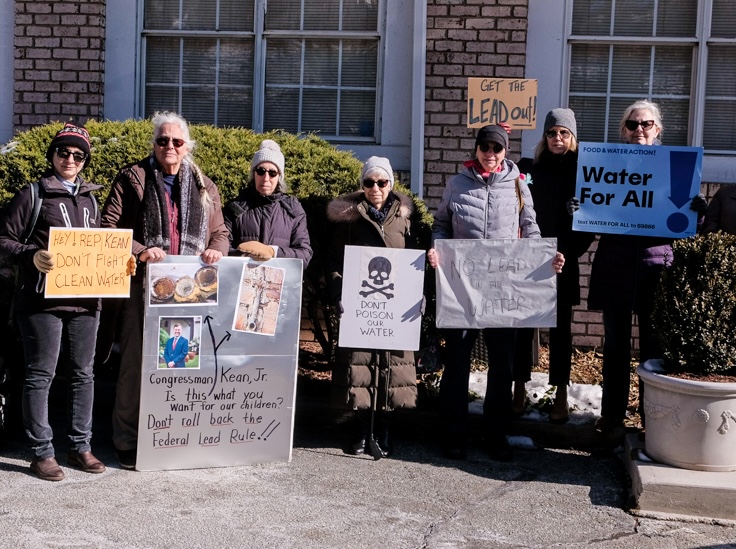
[
  {"xmin": 478, "ymin": 142, "xmax": 504, "ymax": 154},
  {"xmin": 55, "ymin": 147, "xmax": 87, "ymax": 163},
  {"xmin": 363, "ymin": 179, "xmax": 389, "ymax": 189},
  {"xmin": 624, "ymin": 120, "xmax": 656, "ymax": 131},
  {"xmin": 255, "ymin": 166, "xmax": 279, "ymax": 178},
  {"xmin": 155, "ymin": 136, "xmax": 186, "ymax": 148},
  {"xmin": 545, "ymin": 129, "xmax": 571, "ymax": 139}
]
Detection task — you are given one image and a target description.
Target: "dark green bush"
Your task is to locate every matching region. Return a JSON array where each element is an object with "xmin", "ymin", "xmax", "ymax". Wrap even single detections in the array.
[
  {"xmin": 0, "ymin": 119, "xmax": 433, "ymax": 357},
  {"xmin": 653, "ymin": 232, "xmax": 736, "ymax": 375}
]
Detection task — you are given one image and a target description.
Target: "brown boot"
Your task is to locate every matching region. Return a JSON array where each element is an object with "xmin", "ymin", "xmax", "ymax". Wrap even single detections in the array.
[
  {"xmin": 30, "ymin": 456, "xmax": 65, "ymax": 481},
  {"xmin": 67, "ymin": 450, "xmax": 106, "ymax": 473},
  {"xmin": 512, "ymin": 382, "xmax": 526, "ymax": 416},
  {"xmin": 549, "ymin": 386, "xmax": 569, "ymax": 424}
]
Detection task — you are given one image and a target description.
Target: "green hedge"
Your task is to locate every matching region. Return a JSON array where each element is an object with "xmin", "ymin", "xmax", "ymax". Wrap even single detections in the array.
[{"xmin": 0, "ymin": 119, "xmax": 434, "ymax": 356}]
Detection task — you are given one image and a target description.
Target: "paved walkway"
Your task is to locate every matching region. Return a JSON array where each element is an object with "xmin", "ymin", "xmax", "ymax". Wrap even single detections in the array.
[{"xmin": 0, "ymin": 375, "xmax": 734, "ymax": 549}]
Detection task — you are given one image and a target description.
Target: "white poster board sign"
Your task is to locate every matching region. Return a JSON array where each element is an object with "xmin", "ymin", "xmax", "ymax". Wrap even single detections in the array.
[
  {"xmin": 435, "ymin": 239, "xmax": 557, "ymax": 329},
  {"xmin": 137, "ymin": 256, "xmax": 302, "ymax": 471},
  {"xmin": 338, "ymin": 245, "xmax": 426, "ymax": 351},
  {"xmin": 574, "ymin": 142, "xmax": 703, "ymax": 238}
]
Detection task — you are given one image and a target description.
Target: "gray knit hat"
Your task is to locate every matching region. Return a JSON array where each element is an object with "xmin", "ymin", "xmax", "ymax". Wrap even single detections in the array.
[
  {"xmin": 475, "ymin": 125, "xmax": 509, "ymax": 150},
  {"xmin": 360, "ymin": 156, "xmax": 394, "ymax": 190},
  {"xmin": 250, "ymin": 139, "xmax": 286, "ymax": 192},
  {"xmin": 543, "ymin": 108, "xmax": 577, "ymax": 139}
]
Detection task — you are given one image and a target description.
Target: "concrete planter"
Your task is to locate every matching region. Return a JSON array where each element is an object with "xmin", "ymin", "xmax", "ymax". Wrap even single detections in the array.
[{"xmin": 638, "ymin": 359, "xmax": 736, "ymax": 472}]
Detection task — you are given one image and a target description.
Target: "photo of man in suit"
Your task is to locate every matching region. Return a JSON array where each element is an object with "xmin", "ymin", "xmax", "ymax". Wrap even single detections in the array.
[{"xmin": 163, "ymin": 323, "xmax": 189, "ymax": 368}]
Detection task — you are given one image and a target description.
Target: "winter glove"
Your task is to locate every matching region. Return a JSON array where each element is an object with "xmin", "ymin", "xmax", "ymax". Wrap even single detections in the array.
[
  {"xmin": 238, "ymin": 241, "xmax": 275, "ymax": 261},
  {"xmin": 33, "ymin": 250, "xmax": 54, "ymax": 273},
  {"xmin": 126, "ymin": 255, "xmax": 137, "ymax": 277},
  {"xmin": 566, "ymin": 197, "xmax": 580, "ymax": 215},
  {"xmin": 689, "ymin": 194, "xmax": 708, "ymax": 216}
]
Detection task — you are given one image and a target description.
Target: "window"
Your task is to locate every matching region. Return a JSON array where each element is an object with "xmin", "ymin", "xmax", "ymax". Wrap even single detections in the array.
[
  {"xmin": 142, "ymin": 0, "xmax": 381, "ymax": 140},
  {"xmin": 568, "ymin": 0, "xmax": 736, "ymax": 153}
]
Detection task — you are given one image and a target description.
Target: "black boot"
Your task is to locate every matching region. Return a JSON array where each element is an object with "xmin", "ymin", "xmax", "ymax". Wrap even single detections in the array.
[
  {"xmin": 376, "ymin": 412, "xmax": 394, "ymax": 458},
  {"xmin": 345, "ymin": 411, "xmax": 369, "ymax": 455}
]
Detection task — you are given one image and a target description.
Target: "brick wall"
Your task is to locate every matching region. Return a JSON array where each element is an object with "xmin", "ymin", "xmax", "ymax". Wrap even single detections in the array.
[{"xmin": 13, "ymin": 0, "xmax": 105, "ymax": 132}]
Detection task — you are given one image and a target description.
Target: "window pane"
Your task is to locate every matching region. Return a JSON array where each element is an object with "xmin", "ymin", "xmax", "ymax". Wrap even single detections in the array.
[
  {"xmin": 704, "ymin": 44, "xmax": 736, "ymax": 150},
  {"xmin": 265, "ymin": 0, "xmax": 303, "ymax": 30},
  {"xmin": 656, "ymin": 0, "xmax": 696, "ymax": 37},
  {"xmin": 570, "ymin": 44, "xmax": 610, "ymax": 93},
  {"xmin": 652, "ymin": 46, "xmax": 692, "ymax": 95},
  {"xmin": 145, "ymin": 87, "xmax": 179, "ymax": 117},
  {"xmin": 265, "ymin": 39, "xmax": 302, "ymax": 85},
  {"xmin": 144, "ymin": 0, "xmax": 180, "ymax": 30},
  {"xmin": 613, "ymin": 0, "xmax": 654, "ymax": 37},
  {"xmin": 712, "ymin": 0, "xmax": 736, "ymax": 39},
  {"xmin": 183, "ymin": 39, "xmax": 217, "ymax": 85},
  {"xmin": 657, "ymin": 99, "xmax": 689, "ymax": 146},
  {"xmin": 341, "ymin": 41, "xmax": 377, "ymax": 86},
  {"xmin": 703, "ymin": 101, "xmax": 736, "ymax": 150},
  {"xmin": 146, "ymin": 37, "xmax": 181, "ymax": 84},
  {"xmin": 706, "ymin": 45, "xmax": 736, "ymax": 96},
  {"xmin": 304, "ymin": 0, "xmax": 340, "ymax": 31},
  {"xmin": 182, "ymin": 0, "xmax": 216, "ymax": 30},
  {"xmin": 264, "ymin": 89, "xmax": 299, "ymax": 132},
  {"xmin": 266, "ymin": 0, "xmax": 377, "ymax": 31},
  {"xmin": 220, "ymin": 1, "xmax": 254, "ymax": 32},
  {"xmin": 568, "ymin": 96, "xmax": 608, "ymax": 142},
  {"xmin": 304, "ymin": 41, "xmax": 339, "ymax": 86},
  {"xmin": 302, "ymin": 90, "xmax": 337, "ymax": 133},
  {"xmin": 343, "ymin": 0, "xmax": 379, "ymax": 31},
  {"xmin": 340, "ymin": 90, "xmax": 376, "ymax": 137},
  {"xmin": 181, "ymin": 89, "xmax": 216, "ymax": 124},
  {"xmin": 611, "ymin": 46, "xmax": 651, "ymax": 94},
  {"xmin": 218, "ymin": 88, "xmax": 253, "ymax": 127},
  {"xmin": 571, "ymin": 0, "xmax": 612, "ymax": 35}
]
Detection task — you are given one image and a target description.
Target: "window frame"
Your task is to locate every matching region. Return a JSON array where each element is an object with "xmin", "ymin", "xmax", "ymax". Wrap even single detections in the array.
[{"xmin": 137, "ymin": 0, "xmax": 384, "ymax": 142}]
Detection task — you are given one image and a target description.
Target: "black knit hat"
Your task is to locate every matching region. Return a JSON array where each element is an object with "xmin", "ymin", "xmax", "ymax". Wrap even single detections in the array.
[
  {"xmin": 475, "ymin": 125, "xmax": 509, "ymax": 151},
  {"xmin": 46, "ymin": 122, "xmax": 91, "ymax": 168}
]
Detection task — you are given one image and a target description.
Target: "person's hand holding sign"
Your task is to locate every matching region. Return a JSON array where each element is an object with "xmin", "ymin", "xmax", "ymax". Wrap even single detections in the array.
[
  {"xmin": 427, "ymin": 248, "xmax": 439, "ymax": 269},
  {"xmin": 552, "ymin": 251, "xmax": 565, "ymax": 274}
]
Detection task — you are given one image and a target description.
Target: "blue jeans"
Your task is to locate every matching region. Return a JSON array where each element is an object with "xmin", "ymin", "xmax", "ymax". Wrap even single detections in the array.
[
  {"xmin": 439, "ymin": 328, "xmax": 517, "ymax": 439},
  {"xmin": 18, "ymin": 311, "xmax": 99, "ymax": 459}
]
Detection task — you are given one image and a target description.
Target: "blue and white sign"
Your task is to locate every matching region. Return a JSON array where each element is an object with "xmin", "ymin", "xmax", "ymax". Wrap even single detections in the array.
[{"xmin": 573, "ymin": 142, "xmax": 703, "ymax": 238}]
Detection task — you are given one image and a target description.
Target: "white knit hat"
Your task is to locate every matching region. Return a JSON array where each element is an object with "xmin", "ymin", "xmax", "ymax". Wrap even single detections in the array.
[
  {"xmin": 360, "ymin": 156, "xmax": 394, "ymax": 190},
  {"xmin": 250, "ymin": 139, "xmax": 286, "ymax": 192}
]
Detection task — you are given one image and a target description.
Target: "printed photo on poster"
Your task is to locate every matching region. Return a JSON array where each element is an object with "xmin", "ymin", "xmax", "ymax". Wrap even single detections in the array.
[
  {"xmin": 158, "ymin": 316, "xmax": 203, "ymax": 369},
  {"xmin": 233, "ymin": 264, "xmax": 285, "ymax": 336},
  {"xmin": 149, "ymin": 263, "xmax": 219, "ymax": 306}
]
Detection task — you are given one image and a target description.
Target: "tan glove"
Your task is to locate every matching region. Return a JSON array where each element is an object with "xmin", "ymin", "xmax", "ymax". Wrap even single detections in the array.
[
  {"xmin": 33, "ymin": 250, "xmax": 54, "ymax": 273},
  {"xmin": 126, "ymin": 255, "xmax": 137, "ymax": 277},
  {"xmin": 237, "ymin": 241, "xmax": 275, "ymax": 261}
]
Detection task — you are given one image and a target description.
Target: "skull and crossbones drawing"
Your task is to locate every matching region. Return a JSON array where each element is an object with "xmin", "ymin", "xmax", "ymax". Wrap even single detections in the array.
[{"xmin": 359, "ymin": 256, "xmax": 394, "ymax": 299}]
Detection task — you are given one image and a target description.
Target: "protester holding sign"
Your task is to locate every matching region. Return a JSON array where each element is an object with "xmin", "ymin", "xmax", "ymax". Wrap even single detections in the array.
[
  {"xmin": 588, "ymin": 100, "xmax": 707, "ymax": 433},
  {"xmin": 514, "ymin": 109, "xmax": 595, "ymax": 423},
  {"xmin": 427, "ymin": 124, "xmax": 564, "ymax": 462},
  {"xmin": 100, "ymin": 111, "xmax": 229, "ymax": 469},
  {"xmin": 326, "ymin": 157, "xmax": 419, "ymax": 459},
  {"xmin": 0, "ymin": 123, "xmax": 118, "ymax": 480},
  {"xmin": 223, "ymin": 139, "xmax": 312, "ymax": 265}
]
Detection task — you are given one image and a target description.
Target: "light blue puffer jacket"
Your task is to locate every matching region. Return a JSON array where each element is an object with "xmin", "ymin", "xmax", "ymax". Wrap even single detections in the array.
[{"xmin": 432, "ymin": 158, "xmax": 541, "ymax": 242}]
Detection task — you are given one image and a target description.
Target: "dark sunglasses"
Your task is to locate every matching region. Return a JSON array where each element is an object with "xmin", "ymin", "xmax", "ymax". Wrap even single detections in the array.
[
  {"xmin": 478, "ymin": 142, "xmax": 504, "ymax": 154},
  {"xmin": 624, "ymin": 120, "xmax": 656, "ymax": 131},
  {"xmin": 255, "ymin": 166, "xmax": 279, "ymax": 178},
  {"xmin": 363, "ymin": 179, "xmax": 389, "ymax": 189},
  {"xmin": 545, "ymin": 129, "xmax": 571, "ymax": 139},
  {"xmin": 55, "ymin": 147, "xmax": 87, "ymax": 163},
  {"xmin": 155, "ymin": 136, "xmax": 186, "ymax": 148}
]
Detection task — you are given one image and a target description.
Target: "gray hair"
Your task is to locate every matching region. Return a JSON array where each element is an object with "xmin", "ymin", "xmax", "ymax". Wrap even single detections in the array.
[
  {"xmin": 619, "ymin": 100, "xmax": 664, "ymax": 143},
  {"xmin": 151, "ymin": 111, "xmax": 196, "ymax": 161}
]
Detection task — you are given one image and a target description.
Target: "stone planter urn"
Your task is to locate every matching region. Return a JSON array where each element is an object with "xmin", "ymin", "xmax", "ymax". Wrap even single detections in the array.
[{"xmin": 638, "ymin": 359, "xmax": 736, "ymax": 472}]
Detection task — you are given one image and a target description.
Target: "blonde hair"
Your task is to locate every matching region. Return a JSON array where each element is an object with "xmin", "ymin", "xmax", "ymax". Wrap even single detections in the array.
[{"xmin": 619, "ymin": 100, "xmax": 663, "ymax": 143}]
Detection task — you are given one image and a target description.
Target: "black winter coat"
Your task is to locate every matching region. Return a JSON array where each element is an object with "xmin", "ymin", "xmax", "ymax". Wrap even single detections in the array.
[
  {"xmin": 223, "ymin": 187, "xmax": 312, "ymax": 266},
  {"xmin": 0, "ymin": 172, "xmax": 101, "ymax": 315},
  {"xmin": 518, "ymin": 150, "xmax": 594, "ymax": 305},
  {"xmin": 325, "ymin": 190, "xmax": 418, "ymax": 412}
]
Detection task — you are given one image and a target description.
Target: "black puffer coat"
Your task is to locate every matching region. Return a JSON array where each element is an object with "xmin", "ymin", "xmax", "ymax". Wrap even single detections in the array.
[
  {"xmin": 223, "ymin": 187, "xmax": 312, "ymax": 266},
  {"xmin": 326, "ymin": 190, "xmax": 418, "ymax": 411},
  {"xmin": 0, "ymin": 172, "xmax": 101, "ymax": 315}
]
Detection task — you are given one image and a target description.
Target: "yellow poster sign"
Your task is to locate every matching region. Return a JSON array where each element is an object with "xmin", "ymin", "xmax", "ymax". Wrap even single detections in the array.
[
  {"xmin": 467, "ymin": 77, "xmax": 538, "ymax": 129},
  {"xmin": 45, "ymin": 227, "xmax": 134, "ymax": 298}
]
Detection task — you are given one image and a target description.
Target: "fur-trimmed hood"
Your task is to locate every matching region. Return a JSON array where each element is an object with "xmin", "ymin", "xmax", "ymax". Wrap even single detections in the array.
[{"xmin": 326, "ymin": 190, "xmax": 414, "ymax": 223}]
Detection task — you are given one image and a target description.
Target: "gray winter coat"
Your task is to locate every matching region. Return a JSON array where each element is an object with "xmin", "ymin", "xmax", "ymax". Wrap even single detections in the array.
[{"xmin": 432, "ymin": 158, "xmax": 540, "ymax": 242}]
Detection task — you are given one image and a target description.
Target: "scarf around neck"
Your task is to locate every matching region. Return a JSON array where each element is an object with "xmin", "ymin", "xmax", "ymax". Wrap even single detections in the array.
[{"xmin": 142, "ymin": 155, "xmax": 209, "ymax": 255}]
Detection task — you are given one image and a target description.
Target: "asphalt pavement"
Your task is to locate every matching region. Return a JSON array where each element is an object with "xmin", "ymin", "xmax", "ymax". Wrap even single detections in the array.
[{"xmin": 0, "ymin": 373, "xmax": 734, "ymax": 549}]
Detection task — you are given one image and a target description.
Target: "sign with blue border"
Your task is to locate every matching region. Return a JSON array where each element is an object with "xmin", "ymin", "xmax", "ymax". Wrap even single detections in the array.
[{"xmin": 573, "ymin": 142, "xmax": 703, "ymax": 238}]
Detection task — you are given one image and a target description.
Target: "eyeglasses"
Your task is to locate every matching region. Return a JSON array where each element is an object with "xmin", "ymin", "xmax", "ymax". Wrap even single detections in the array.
[
  {"xmin": 624, "ymin": 120, "xmax": 656, "ymax": 131},
  {"xmin": 363, "ymin": 179, "xmax": 389, "ymax": 189},
  {"xmin": 478, "ymin": 142, "xmax": 504, "ymax": 154},
  {"xmin": 255, "ymin": 166, "xmax": 279, "ymax": 178},
  {"xmin": 545, "ymin": 129, "xmax": 572, "ymax": 139},
  {"xmin": 55, "ymin": 147, "xmax": 87, "ymax": 163},
  {"xmin": 155, "ymin": 136, "xmax": 186, "ymax": 148}
]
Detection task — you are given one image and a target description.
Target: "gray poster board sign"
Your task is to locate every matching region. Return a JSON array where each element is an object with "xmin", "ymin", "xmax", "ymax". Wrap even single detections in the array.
[{"xmin": 136, "ymin": 256, "xmax": 303, "ymax": 471}]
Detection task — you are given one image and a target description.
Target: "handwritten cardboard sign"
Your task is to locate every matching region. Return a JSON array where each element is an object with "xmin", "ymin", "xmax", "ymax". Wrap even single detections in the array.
[
  {"xmin": 45, "ymin": 227, "xmax": 133, "ymax": 298},
  {"xmin": 573, "ymin": 143, "xmax": 703, "ymax": 238},
  {"xmin": 338, "ymin": 245, "xmax": 426, "ymax": 351},
  {"xmin": 434, "ymin": 238, "xmax": 557, "ymax": 328},
  {"xmin": 467, "ymin": 77, "xmax": 538, "ymax": 129},
  {"xmin": 137, "ymin": 256, "xmax": 303, "ymax": 471}
]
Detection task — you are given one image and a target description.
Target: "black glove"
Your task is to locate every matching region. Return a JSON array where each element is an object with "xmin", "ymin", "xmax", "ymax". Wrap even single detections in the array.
[
  {"xmin": 566, "ymin": 197, "xmax": 580, "ymax": 215},
  {"xmin": 689, "ymin": 194, "xmax": 708, "ymax": 216}
]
